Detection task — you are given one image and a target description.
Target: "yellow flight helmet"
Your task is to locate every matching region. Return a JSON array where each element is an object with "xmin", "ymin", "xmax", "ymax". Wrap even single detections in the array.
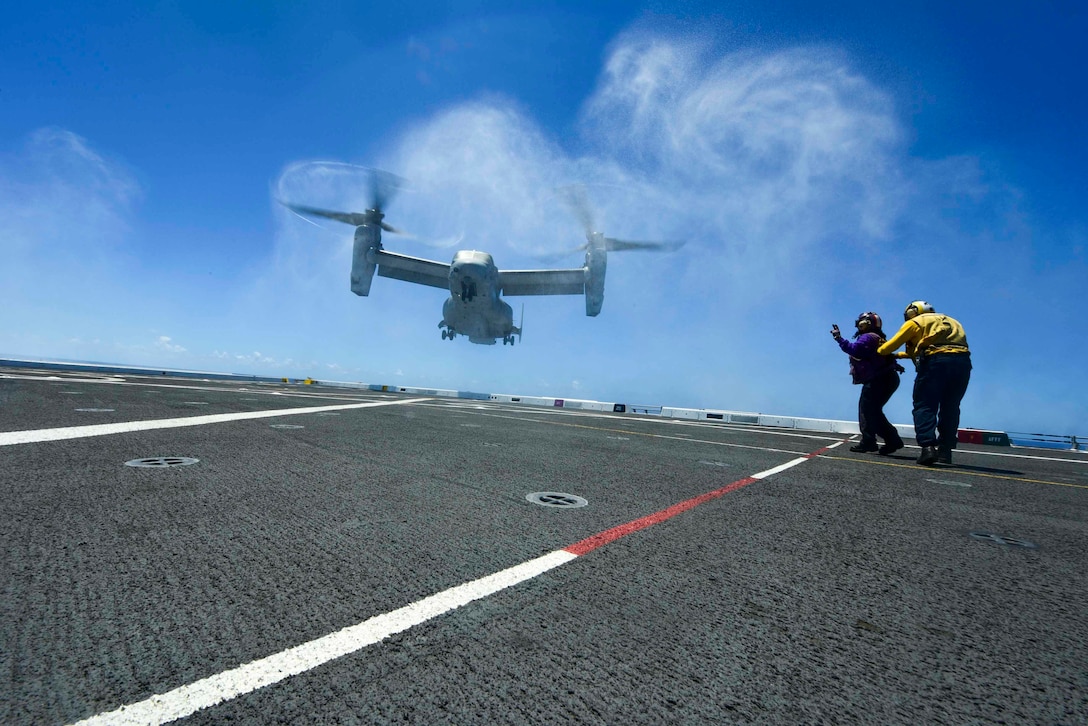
[{"xmin": 904, "ymin": 300, "xmax": 935, "ymax": 320}]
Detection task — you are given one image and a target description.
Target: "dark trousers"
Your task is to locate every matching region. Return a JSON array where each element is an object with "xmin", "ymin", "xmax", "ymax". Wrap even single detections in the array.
[
  {"xmin": 858, "ymin": 368, "xmax": 902, "ymax": 446},
  {"xmin": 912, "ymin": 353, "xmax": 972, "ymax": 449}
]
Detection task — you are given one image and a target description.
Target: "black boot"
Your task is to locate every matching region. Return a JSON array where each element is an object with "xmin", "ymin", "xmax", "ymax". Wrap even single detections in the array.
[
  {"xmin": 878, "ymin": 438, "xmax": 904, "ymax": 455},
  {"xmin": 917, "ymin": 445, "xmax": 939, "ymax": 466},
  {"xmin": 850, "ymin": 442, "xmax": 879, "ymax": 453},
  {"xmin": 937, "ymin": 447, "xmax": 952, "ymax": 465}
]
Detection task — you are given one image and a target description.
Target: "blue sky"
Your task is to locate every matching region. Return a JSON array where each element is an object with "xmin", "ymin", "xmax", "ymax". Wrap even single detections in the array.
[{"xmin": 2, "ymin": 1, "xmax": 1085, "ymax": 435}]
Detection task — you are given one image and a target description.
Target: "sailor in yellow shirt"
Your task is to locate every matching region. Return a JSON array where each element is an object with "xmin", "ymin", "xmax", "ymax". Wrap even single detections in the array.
[{"xmin": 877, "ymin": 301, "xmax": 972, "ymax": 466}]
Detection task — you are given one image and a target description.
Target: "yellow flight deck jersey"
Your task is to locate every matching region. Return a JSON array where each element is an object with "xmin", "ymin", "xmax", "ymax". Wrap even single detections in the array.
[{"xmin": 877, "ymin": 313, "xmax": 969, "ymax": 361}]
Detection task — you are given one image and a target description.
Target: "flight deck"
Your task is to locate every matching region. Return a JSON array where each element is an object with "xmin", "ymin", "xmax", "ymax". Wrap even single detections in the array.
[{"xmin": 2, "ymin": 365, "xmax": 1085, "ymax": 724}]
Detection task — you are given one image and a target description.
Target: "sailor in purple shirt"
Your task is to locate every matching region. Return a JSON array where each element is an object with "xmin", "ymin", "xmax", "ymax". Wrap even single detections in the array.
[{"xmin": 831, "ymin": 312, "xmax": 905, "ymax": 454}]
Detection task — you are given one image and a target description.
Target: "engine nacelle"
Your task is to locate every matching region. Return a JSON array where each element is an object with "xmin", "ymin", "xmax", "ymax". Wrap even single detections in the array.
[
  {"xmin": 584, "ymin": 237, "xmax": 607, "ymax": 317},
  {"xmin": 350, "ymin": 225, "xmax": 381, "ymax": 296}
]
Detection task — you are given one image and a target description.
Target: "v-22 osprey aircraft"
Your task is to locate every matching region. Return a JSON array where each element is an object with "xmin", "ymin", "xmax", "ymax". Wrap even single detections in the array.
[{"xmin": 282, "ymin": 170, "xmax": 681, "ymax": 346}]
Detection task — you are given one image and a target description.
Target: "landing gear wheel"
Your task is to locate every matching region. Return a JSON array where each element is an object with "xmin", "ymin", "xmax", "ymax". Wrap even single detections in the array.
[{"xmin": 441, "ymin": 330, "xmax": 448, "ymax": 340}]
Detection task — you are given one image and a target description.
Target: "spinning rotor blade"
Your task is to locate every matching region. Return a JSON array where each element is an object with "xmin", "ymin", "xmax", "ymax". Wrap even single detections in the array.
[
  {"xmin": 280, "ymin": 201, "xmax": 414, "ymax": 236},
  {"xmin": 555, "ymin": 184, "xmax": 684, "ymax": 253},
  {"xmin": 602, "ymin": 237, "xmax": 685, "ymax": 253},
  {"xmin": 279, "ymin": 168, "xmax": 413, "ymax": 235},
  {"xmin": 533, "ymin": 236, "xmax": 684, "ymax": 262},
  {"xmin": 281, "ymin": 203, "xmax": 373, "ymax": 227},
  {"xmin": 558, "ymin": 184, "xmax": 596, "ymax": 239},
  {"xmin": 368, "ymin": 169, "xmax": 406, "ymax": 213},
  {"xmin": 532, "ymin": 244, "xmax": 587, "ymax": 262}
]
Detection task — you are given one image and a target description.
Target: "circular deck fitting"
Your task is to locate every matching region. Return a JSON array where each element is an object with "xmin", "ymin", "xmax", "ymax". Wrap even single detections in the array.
[
  {"xmin": 125, "ymin": 457, "xmax": 200, "ymax": 468},
  {"xmin": 270, "ymin": 424, "xmax": 305, "ymax": 429},
  {"xmin": 526, "ymin": 492, "xmax": 588, "ymax": 508},
  {"xmin": 76, "ymin": 408, "xmax": 115, "ymax": 413},
  {"xmin": 968, "ymin": 531, "xmax": 1038, "ymax": 549}
]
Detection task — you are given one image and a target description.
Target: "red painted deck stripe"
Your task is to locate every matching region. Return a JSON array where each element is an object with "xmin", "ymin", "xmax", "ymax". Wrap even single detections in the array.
[{"xmin": 564, "ymin": 476, "xmax": 760, "ymax": 556}]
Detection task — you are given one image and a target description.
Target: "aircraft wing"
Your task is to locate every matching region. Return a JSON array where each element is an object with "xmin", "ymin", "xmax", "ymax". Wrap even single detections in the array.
[
  {"xmin": 499, "ymin": 268, "xmax": 586, "ymax": 296},
  {"xmin": 373, "ymin": 250, "xmax": 451, "ymax": 290}
]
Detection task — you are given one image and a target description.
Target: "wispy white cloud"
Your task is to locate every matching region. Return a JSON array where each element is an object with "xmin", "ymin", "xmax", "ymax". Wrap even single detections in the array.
[
  {"xmin": 578, "ymin": 36, "xmax": 909, "ymax": 305},
  {"xmin": 0, "ymin": 129, "xmax": 147, "ymax": 360},
  {"xmin": 154, "ymin": 336, "xmax": 187, "ymax": 354},
  {"xmin": 0, "ymin": 128, "xmax": 138, "ymax": 273}
]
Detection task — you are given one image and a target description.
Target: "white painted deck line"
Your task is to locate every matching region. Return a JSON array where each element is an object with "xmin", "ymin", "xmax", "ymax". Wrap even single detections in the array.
[
  {"xmin": 0, "ymin": 398, "xmax": 431, "ymax": 446},
  {"xmin": 751, "ymin": 456, "xmax": 813, "ymax": 479},
  {"xmin": 70, "ymin": 550, "xmax": 578, "ymax": 726}
]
